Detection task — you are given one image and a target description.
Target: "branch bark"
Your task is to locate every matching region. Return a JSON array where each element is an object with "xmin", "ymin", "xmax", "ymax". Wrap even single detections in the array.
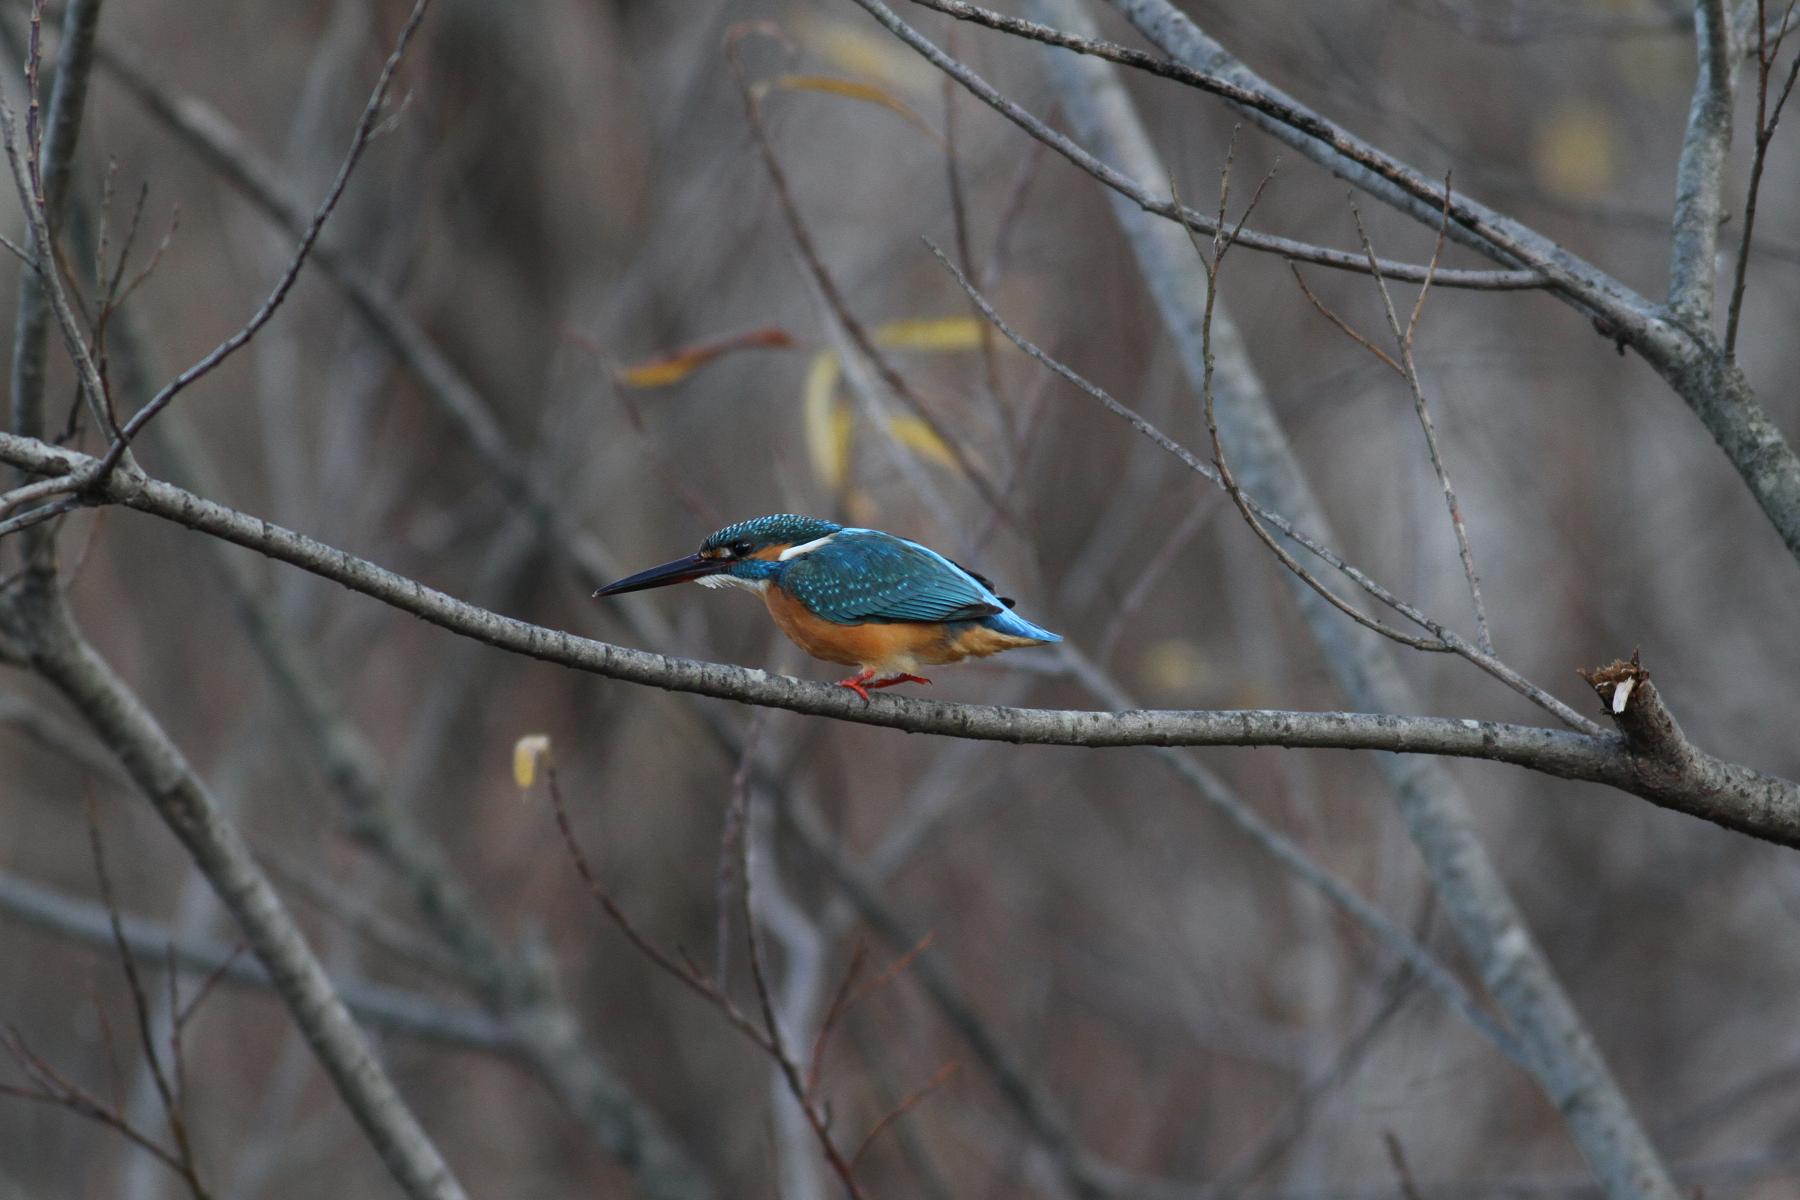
[
  {"xmin": 2, "ymin": 433, "xmax": 1794, "ymax": 853},
  {"xmin": 1014, "ymin": 3, "xmax": 1682, "ymax": 1196},
  {"xmin": 0, "ymin": 578, "xmax": 467, "ymax": 1200},
  {"xmin": 1668, "ymin": 0, "xmax": 1741, "ymax": 322},
  {"xmin": 0, "ymin": 870, "xmax": 512, "ymax": 1052},
  {"xmin": 897, "ymin": 0, "xmax": 1800, "ymax": 568}
]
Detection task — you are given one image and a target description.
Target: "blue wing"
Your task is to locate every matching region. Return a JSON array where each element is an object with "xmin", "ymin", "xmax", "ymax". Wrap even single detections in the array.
[{"xmin": 779, "ymin": 530, "xmax": 1004, "ymax": 625}]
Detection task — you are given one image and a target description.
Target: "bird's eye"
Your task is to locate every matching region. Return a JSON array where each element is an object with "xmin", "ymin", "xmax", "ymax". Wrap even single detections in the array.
[{"xmin": 730, "ymin": 540, "xmax": 753, "ymax": 557}]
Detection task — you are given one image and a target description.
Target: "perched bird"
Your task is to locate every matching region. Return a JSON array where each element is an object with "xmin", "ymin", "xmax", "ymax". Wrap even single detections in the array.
[{"xmin": 594, "ymin": 514, "xmax": 1061, "ymax": 700}]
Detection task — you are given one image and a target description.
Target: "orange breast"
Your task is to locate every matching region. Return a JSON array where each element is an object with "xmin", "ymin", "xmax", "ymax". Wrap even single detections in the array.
[{"xmin": 764, "ymin": 587, "xmax": 953, "ymax": 672}]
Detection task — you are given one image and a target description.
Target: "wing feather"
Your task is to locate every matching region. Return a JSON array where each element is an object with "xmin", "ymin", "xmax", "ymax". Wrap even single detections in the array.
[{"xmin": 780, "ymin": 531, "xmax": 1003, "ymax": 625}]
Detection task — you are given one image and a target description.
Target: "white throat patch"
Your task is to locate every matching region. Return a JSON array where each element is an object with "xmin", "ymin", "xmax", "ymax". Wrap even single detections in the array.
[
  {"xmin": 778, "ymin": 534, "xmax": 836, "ymax": 561},
  {"xmin": 697, "ymin": 573, "xmax": 767, "ymax": 593}
]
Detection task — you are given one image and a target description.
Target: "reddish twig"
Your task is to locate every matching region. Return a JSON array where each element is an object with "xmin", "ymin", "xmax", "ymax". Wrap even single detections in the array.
[
  {"xmin": 86, "ymin": 808, "xmax": 206, "ymax": 1192},
  {"xmin": 806, "ymin": 940, "xmax": 869, "ymax": 1100},
  {"xmin": 849, "ymin": 1061, "xmax": 958, "ymax": 1171}
]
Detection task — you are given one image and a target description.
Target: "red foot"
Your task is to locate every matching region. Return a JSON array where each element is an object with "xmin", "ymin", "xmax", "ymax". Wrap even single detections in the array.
[
  {"xmin": 834, "ymin": 668, "xmax": 878, "ymax": 702},
  {"xmin": 833, "ymin": 670, "xmax": 932, "ymax": 702},
  {"xmin": 868, "ymin": 673, "xmax": 932, "ymax": 690}
]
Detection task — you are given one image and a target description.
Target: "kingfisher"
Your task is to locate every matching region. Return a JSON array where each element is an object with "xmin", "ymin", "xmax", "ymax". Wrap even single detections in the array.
[{"xmin": 593, "ymin": 514, "xmax": 1062, "ymax": 700}]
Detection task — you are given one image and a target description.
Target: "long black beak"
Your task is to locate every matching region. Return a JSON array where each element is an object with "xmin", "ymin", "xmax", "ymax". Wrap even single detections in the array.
[{"xmin": 592, "ymin": 553, "xmax": 727, "ymax": 597}]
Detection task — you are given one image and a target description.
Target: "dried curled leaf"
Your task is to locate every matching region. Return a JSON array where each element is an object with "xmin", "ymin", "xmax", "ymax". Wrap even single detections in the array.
[
  {"xmin": 801, "ymin": 317, "xmax": 992, "ymax": 488},
  {"xmin": 804, "ymin": 19, "xmax": 938, "ymax": 93},
  {"xmin": 513, "ymin": 734, "xmax": 553, "ymax": 789},
  {"xmin": 885, "ymin": 417, "xmax": 955, "ymax": 468},
  {"xmin": 616, "ymin": 327, "xmax": 795, "ymax": 389},
  {"xmin": 871, "ymin": 316, "xmax": 985, "ymax": 351},
  {"xmin": 764, "ymin": 74, "xmax": 942, "ymax": 146},
  {"xmin": 803, "ymin": 351, "xmax": 852, "ymax": 488}
]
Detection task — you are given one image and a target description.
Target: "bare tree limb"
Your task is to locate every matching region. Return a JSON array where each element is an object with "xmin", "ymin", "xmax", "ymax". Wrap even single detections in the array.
[
  {"xmin": 1, "ymin": 432, "xmax": 1793, "ymax": 852},
  {"xmin": 1012, "ymin": 6, "xmax": 1683, "ymax": 1197},
  {"xmin": 0, "ymin": 870, "xmax": 513, "ymax": 1051},
  {"xmin": 85, "ymin": 0, "xmax": 431, "ymax": 488},
  {"xmin": 843, "ymin": 0, "xmax": 1548, "ymax": 289},
  {"xmin": 1667, "ymin": 0, "xmax": 1742, "ymax": 323},
  {"xmin": 917, "ymin": 0, "xmax": 1800, "ymax": 569},
  {"xmin": 0, "ymin": 581, "xmax": 467, "ymax": 1200}
]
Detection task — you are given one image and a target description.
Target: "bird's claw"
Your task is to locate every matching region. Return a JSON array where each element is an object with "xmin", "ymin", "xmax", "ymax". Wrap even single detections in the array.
[{"xmin": 835, "ymin": 670, "xmax": 877, "ymax": 703}]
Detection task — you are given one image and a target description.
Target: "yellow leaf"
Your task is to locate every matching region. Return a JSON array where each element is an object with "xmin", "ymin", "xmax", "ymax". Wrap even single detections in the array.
[
  {"xmin": 1532, "ymin": 103, "xmax": 1616, "ymax": 201},
  {"xmin": 769, "ymin": 75, "xmax": 942, "ymax": 146},
  {"xmin": 806, "ymin": 20, "xmax": 938, "ymax": 93},
  {"xmin": 803, "ymin": 351, "xmax": 852, "ymax": 489},
  {"xmin": 616, "ymin": 327, "xmax": 795, "ymax": 389},
  {"xmin": 872, "ymin": 316, "xmax": 985, "ymax": 352},
  {"xmin": 513, "ymin": 734, "xmax": 552, "ymax": 789},
  {"xmin": 885, "ymin": 417, "xmax": 956, "ymax": 468}
]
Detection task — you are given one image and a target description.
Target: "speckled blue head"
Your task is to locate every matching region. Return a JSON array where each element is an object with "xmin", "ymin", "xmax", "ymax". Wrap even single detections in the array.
[
  {"xmin": 699, "ymin": 515, "xmax": 842, "ymax": 558},
  {"xmin": 592, "ymin": 515, "xmax": 843, "ymax": 597}
]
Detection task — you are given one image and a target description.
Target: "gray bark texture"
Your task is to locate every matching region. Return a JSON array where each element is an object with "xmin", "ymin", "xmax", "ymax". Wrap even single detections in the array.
[{"xmin": 1020, "ymin": 2, "xmax": 1681, "ymax": 1196}]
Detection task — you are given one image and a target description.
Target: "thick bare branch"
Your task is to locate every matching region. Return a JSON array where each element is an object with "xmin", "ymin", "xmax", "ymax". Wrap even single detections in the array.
[
  {"xmin": 86, "ymin": 0, "xmax": 431, "ymax": 485},
  {"xmin": 0, "ymin": 581, "xmax": 467, "ymax": 1200},
  {"xmin": 1014, "ymin": 6, "xmax": 1683, "ymax": 1197},
  {"xmin": 842, "ymin": 0, "xmax": 1544, "ymax": 289},
  {"xmin": 0, "ymin": 870, "xmax": 512, "ymax": 1051},
  {"xmin": 1034, "ymin": 0, "xmax": 1800, "ymax": 569},
  {"xmin": 1, "ymin": 432, "xmax": 1793, "ymax": 851},
  {"xmin": 1668, "ymin": 0, "xmax": 1742, "ymax": 322}
]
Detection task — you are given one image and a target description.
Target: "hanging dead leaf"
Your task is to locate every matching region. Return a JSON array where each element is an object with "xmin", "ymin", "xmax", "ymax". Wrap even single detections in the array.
[
  {"xmin": 803, "ymin": 350, "xmax": 852, "ymax": 488},
  {"xmin": 872, "ymin": 316, "xmax": 985, "ymax": 351},
  {"xmin": 513, "ymin": 734, "xmax": 553, "ymax": 789},
  {"xmin": 615, "ymin": 326, "xmax": 795, "ymax": 389},
  {"xmin": 765, "ymin": 74, "xmax": 943, "ymax": 146},
  {"xmin": 885, "ymin": 417, "xmax": 956, "ymax": 468}
]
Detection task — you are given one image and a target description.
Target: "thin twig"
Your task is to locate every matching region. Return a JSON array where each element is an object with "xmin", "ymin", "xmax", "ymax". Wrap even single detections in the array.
[
  {"xmin": 849, "ymin": 1061, "xmax": 958, "ymax": 1171},
  {"xmin": 13, "ymin": 431, "xmax": 1798, "ymax": 843},
  {"xmin": 736, "ymin": 757, "xmax": 870, "ymax": 1199},
  {"xmin": 542, "ymin": 765, "xmax": 774, "ymax": 1053},
  {"xmin": 891, "ymin": 0, "xmax": 1552, "ymax": 290},
  {"xmin": 86, "ymin": 0, "xmax": 433, "ymax": 487},
  {"xmin": 1348, "ymin": 188, "xmax": 1495, "ymax": 656},
  {"xmin": 925, "ymin": 239, "xmax": 1601, "ymax": 733},
  {"xmin": 1726, "ymin": 0, "xmax": 1800, "ymax": 354},
  {"xmin": 1289, "ymin": 265, "xmax": 1403, "ymax": 376},
  {"xmin": 85, "ymin": 809, "xmax": 211, "ymax": 1199},
  {"xmin": 727, "ymin": 24, "xmax": 1024, "ymax": 532},
  {"xmin": 0, "ymin": 1025, "xmax": 198, "ymax": 1187}
]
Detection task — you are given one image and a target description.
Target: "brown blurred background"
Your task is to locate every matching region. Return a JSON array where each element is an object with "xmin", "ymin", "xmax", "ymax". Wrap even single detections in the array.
[{"xmin": 3, "ymin": 0, "xmax": 1799, "ymax": 1196}]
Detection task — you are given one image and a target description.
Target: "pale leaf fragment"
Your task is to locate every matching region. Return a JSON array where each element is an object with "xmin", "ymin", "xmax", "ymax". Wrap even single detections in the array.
[{"xmin": 514, "ymin": 734, "xmax": 553, "ymax": 789}]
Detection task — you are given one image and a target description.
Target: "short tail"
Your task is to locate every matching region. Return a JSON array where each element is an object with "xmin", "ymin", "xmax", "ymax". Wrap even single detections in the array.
[{"xmin": 981, "ymin": 608, "xmax": 1062, "ymax": 644}]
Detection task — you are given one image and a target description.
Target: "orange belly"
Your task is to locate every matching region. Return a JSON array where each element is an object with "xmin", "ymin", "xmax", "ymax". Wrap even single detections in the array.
[{"xmin": 763, "ymin": 588, "xmax": 1039, "ymax": 673}]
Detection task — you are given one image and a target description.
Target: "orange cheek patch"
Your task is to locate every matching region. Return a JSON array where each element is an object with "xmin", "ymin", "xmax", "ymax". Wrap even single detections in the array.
[{"xmin": 748, "ymin": 544, "xmax": 791, "ymax": 561}]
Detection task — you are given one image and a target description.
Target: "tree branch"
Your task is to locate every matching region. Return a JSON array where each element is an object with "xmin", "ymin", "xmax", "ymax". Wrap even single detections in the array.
[
  {"xmin": 1010, "ymin": 6, "xmax": 1683, "ymax": 1197},
  {"xmin": 1, "ymin": 432, "xmax": 1793, "ymax": 851},
  {"xmin": 0, "ymin": 578, "xmax": 467, "ymax": 1200},
  {"xmin": 1038, "ymin": 0, "xmax": 1800, "ymax": 570},
  {"xmin": 1668, "ymin": 0, "xmax": 1742, "ymax": 322},
  {"xmin": 0, "ymin": 869, "xmax": 514, "ymax": 1051}
]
